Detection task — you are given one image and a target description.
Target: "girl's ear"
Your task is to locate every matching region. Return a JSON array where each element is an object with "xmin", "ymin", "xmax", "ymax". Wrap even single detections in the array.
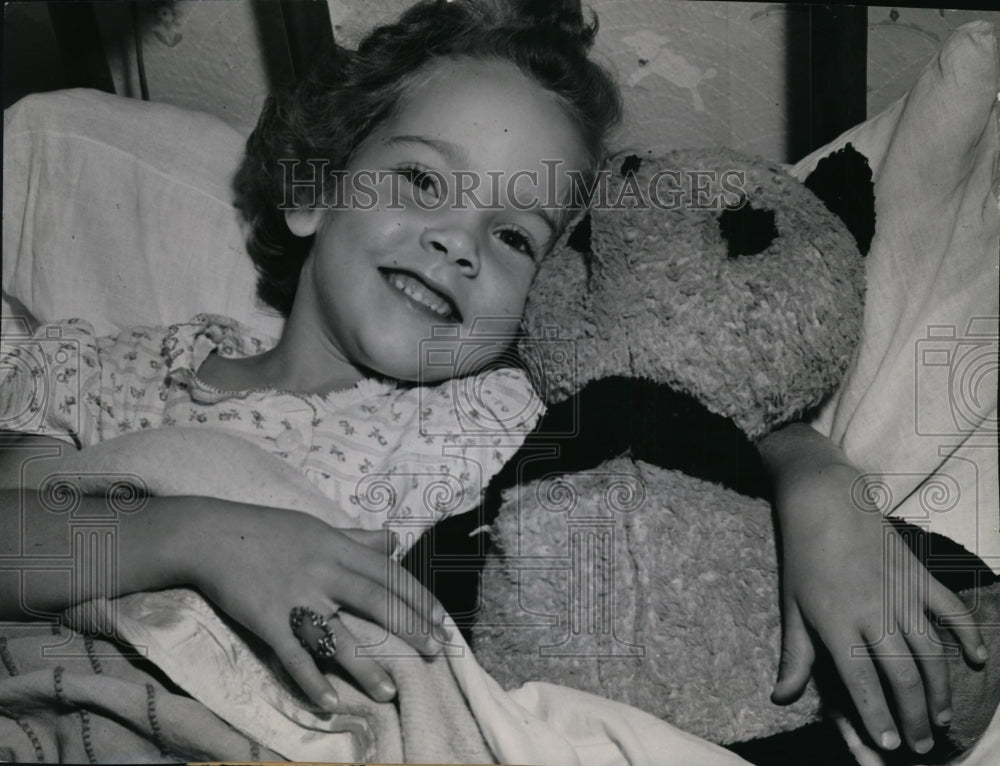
[{"xmin": 285, "ymin": 207, "xmax": 324, "ymax": 238}]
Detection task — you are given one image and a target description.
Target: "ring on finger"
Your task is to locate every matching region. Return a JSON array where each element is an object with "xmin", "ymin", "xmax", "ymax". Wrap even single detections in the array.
[{"xmin": 290, "ymin": 605, "xmax": 338, "ymax": 659}]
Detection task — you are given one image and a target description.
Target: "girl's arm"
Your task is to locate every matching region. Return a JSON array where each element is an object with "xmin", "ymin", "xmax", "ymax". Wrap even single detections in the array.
[
  {"xmin": 1, "ymin": 428, "xmax": 357, "ymax": 527},
  {"xmin": 0, "ymin": 434, "xmax": 446, "ymax": 709},
  {"xmin": 0, "ymin": 434, "xmax": 210, "ymax": 619},
  {"xmin": 757, "ymin": 423, "xmax": 987, "ymax": 755},
  {"xmin": 0, "ymin": 486, "xmax": 192, "ymax": 616}
]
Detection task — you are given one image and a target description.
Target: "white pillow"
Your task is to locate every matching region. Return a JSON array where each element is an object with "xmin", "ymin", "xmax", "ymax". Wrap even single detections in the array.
[
  {"xmin": 793, "ymin": 21, "xmax": 999, "ymax": 571},
  {"xmin": 2, "ymin": 88, "xmax": 281, "ymax": 338}
]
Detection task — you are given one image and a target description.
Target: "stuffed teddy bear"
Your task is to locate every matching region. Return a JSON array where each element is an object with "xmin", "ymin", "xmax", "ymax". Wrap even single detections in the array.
[{"xmin": 470, "ymin": 147, "xmax": 1000, "ymax": 758}]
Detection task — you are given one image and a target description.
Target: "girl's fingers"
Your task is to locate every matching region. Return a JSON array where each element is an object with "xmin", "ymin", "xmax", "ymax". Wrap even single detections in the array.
[
  {"xmin": 867, "ymin": 630, "xmax": 933, "ymax": 754},
  {"xmin": 928, "ymin": 577, "xmax": 988, "ymax": 665},
  {"xmin": 908, "ymin": 619, "xmax": 953, "ymax": 728},
  {"xmin": 332, "ymin": 546, "xmax": 448, "ymax": 645},
  {"xmin": 828, "ymin": 633, "xmax": 900, "ymax": 751},
  {"xmin": 331, "ymin": 570, "xmax": 446, "ymax": 655},
  {"xmin": 323, "ymin": 615, "xmax": 398, "ymax": 702},
  {"xmin": 772, "ymin": 602, "xmax": 815, "ymax": 704},
  {"xmin": 272, "ymin": 634, "xmax": 341, "ymax": 712},
  {"xmin": 285, "ymin": 605, "xmax": 398, "ymax": 704}
]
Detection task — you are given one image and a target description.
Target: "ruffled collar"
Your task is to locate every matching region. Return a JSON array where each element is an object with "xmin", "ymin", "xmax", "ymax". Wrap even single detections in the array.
[{"xmin": 162, "ymin": 314, "xmax": 398, "ymax": 404}]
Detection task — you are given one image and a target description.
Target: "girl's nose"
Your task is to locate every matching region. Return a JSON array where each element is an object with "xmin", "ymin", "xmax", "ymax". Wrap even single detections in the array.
[{"xmin": 420, "ymin": 225, "xmax": 480, "ymax": 276}]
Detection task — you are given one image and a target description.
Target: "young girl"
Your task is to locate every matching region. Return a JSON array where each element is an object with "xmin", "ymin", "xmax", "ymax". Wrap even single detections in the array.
[
  {"xmin": 0, "ymin": 0, "xmax": 987, "ymax": 758},
  {"xmin": 0, "ymin": 0, "xmax": 621, "ymax": 717}
]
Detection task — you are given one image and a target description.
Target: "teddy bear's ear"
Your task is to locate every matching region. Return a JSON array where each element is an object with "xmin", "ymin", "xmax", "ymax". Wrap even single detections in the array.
[{"xmin": 802, "ymin": 143, "xmax": 876, "ymax": 256}]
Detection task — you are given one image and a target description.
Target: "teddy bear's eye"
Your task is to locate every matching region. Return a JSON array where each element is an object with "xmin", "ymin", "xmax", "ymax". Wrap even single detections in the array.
[{"xmin": 717, "ymin": 199, "xmax": 778, "ymax": 258}]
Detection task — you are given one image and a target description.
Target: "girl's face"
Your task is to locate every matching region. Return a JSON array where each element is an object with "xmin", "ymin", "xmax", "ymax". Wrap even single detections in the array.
[{"xmin": 287, "ymin": 58, "xmax": 588, "ymax": 384}]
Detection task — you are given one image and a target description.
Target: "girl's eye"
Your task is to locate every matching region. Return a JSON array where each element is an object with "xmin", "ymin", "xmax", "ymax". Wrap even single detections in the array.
[
  {"xmin": 496, "ymin": 227, "xmax": 537, "ymax": 259},
  {"xmin": 398, "ymin": 165, "xmax": 441, "ymax": 199}
]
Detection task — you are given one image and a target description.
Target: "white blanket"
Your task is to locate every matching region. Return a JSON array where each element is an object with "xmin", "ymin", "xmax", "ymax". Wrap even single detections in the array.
[{"xmin": 42, "ymin": 427, "xmax": 750, "ymax": 765}]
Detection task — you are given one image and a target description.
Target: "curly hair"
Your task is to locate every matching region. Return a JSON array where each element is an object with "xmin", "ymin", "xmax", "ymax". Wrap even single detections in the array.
[{"xmin": 235, "ymin": 0, "xmax": 622, "ymax": 316}]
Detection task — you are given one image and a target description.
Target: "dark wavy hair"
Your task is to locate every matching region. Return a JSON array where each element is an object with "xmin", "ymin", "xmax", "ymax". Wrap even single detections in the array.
[{"xmin": 235, "ymin": 0, "xmax": 623, "ymax": 316}]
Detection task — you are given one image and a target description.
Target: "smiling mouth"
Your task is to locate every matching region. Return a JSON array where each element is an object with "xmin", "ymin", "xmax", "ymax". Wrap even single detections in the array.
[{"xmin": 381, "ymin": 269, "xmax": 461, "ymax": 322}]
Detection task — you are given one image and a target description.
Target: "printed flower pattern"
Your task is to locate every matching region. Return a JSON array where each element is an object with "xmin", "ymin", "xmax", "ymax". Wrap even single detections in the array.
[{"xmin": 0, "ymin": 315, "xmax": 545, "ymax": 548}]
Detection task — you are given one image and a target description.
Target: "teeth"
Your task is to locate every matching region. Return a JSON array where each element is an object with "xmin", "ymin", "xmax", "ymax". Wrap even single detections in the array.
[{"xmin": 388, "ymin": 272, "xmax": 454, "ymax": 318}]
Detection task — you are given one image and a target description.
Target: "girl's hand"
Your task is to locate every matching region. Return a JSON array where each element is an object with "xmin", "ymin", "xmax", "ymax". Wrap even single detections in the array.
[
  {"xmin": 179, "ymin": 498, "xmax": 448, "ymax": 711},
  {"xmin": 768, "ymin": 458, "xmax": 988, "ymax": 755}
]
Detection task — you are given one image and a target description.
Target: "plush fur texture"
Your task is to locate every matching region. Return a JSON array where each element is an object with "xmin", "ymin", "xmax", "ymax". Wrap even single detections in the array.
[
  {"xmin": 471, "ymin": 148, "xmax": 1000, "ymax": 754},
  {"xmin": 521, "ymin": 148, "xmax": 866, "ymax": 440},
  {"xmin": 475, "ymin": 457, "xmax": 820, "ymax": 744}
]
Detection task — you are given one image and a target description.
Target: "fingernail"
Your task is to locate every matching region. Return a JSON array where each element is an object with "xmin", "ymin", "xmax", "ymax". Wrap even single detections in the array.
[
  {"xmin": 977, "ymin": 645, "xmax": 989, "ymax": 662},
  {"xmin": 376, "ymin": 680, "xmax": 397, "ymax": 700},
  {"xmin": 937, "ymin": 708, "xmax": 953, "ymax": 726},
  {"xmin": 880, "ymin": 731, "xmax": 901, "ymax": 750},
  {"xmin": 914, "ymin": 737, "xmax": 934, "ymax": 754},
  {"xmin": 320, "ymin": 690, "xmax": 339, "ymax": 711}
]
